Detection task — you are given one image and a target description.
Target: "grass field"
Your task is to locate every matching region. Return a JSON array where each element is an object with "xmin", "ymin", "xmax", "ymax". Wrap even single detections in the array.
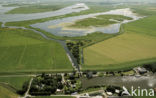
[
  {"xmin": 83, "ymin": 15, "xmax": 156, "ymax": 70},
  {"xmin": 0, "ymin": 27, "xmax": 72, "ymax": 73},
  {"xmin": 0, "ymin": 76, "xmax": 31, "ymax": 90},
  {"xmin": 69, "ymin": 15, "xmax": 132, "ymax": 28},
  {"xmin": 0, "ymin": 85, "xmax": 18, "ymax": 98}
]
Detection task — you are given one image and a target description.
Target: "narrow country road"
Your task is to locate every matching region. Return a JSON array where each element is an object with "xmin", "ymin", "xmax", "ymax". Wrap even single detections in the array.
[{"xmin": 22, "ymin": 78, "xmax": 33, "ymax": 98}]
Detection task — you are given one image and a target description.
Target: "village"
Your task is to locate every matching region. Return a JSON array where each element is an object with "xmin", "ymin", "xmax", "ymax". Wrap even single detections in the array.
[{"xmin": 23, "ymin": 65, "xmax": 156, "ymax": 98}]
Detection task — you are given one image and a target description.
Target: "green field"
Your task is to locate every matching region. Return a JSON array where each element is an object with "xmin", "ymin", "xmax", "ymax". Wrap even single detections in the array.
[
  {"xmin": 4, "ymin": 4, "xmax": 156, "ymax": 72},
  {"xmin": 0, "ymin": 27, "xmax": 72, "ymax": 73},
  {"xmin": 0, "ymin": 76, "xmax": 31, "ymax": 90},
  {"xmin": 83, "ymin": 15, "xmax": 156, "ymax": 70},
  {"xmin": 0, "ymin": 85, "xmax": 18, "ymax": 98},
  {"xmin": 69, "ymin": 15, "xmax": 132, "ymax": 28}
]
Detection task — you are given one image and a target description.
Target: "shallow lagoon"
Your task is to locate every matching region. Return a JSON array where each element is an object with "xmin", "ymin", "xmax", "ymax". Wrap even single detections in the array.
[
  {"xmin": 31, "ymin": 8, "xmax": 141, "ymax": 37},
  {"xmin": 0, "ymin": 3, "xmax": 142, "ymax": 37}
]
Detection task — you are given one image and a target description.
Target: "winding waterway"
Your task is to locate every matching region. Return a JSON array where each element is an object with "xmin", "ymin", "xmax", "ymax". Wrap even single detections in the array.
[
  {"xmin": 0, "ymin": 3, "xmax": 89, "ymax": 22},
  {"xmin": 0, "ymin": 5, "xmax": 18, "ymax": 14},
  {"xmin": 0, "ymin": 3, "xmax": 89, "ymax": 72}
]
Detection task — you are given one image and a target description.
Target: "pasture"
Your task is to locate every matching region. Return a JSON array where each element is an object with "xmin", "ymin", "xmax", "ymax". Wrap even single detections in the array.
[
  {"xmin": 0, "ymin": 28, "xmax": 72, "ymax": 73},
  {"xmin": 83, "ymin": 15, "xmax": 156, "ymax": 70}
]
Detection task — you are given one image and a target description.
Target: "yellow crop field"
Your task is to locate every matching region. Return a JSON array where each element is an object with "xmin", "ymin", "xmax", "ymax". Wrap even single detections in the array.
[{"xmin": 84, "ymin": 32, "xmax": 156, "ymax": 66}]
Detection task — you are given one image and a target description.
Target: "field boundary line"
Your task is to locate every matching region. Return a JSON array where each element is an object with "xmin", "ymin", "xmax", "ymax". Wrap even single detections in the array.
[{"xmin": 18, "ymin": 44, "xmax": 27, "ymax": 67}]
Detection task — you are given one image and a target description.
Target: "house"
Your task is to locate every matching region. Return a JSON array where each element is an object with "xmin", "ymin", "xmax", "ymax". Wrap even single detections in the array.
[
  {"xmin": 71, "ymin": 92, "xmax": 78, "ymax": 95},
  {"xmin": 115, "ymin": 89, "xmax": 120, "ymax": 94},
  {"xmin": 106, "ymin": 92, "xmax": 113, "ymax": 96},
  {"xmin": 56, "ymin": 89, "xmax": 61, "ymax": 92},
  {"xmin": 137, "ymin": 67, "xmax": 147, "ymax": 74}
]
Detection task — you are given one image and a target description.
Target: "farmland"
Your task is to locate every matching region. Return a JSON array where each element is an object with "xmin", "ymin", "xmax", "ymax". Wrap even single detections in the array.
[
  {"xmin": 0, "ymin": 1, "xmax": 156, "ymax": 97},
  {"xmin": 0, "ymin": 85, "xmax": 18, "ymax": 98},
  {"xmin": 83, "ymin": 15, "xmax": 156, "ymax": 70},
  {"xmin": 0, "ymin": 27, "xmax": 72, "ymax": 73},
  {"xmin": 0, "ymin": 76, "xmax": 31, "ymax": 90}
]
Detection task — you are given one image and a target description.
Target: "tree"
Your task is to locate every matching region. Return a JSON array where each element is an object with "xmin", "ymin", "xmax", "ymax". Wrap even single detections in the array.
[
  {"xmin": 57, "ymin": 75, "xmax": 62, "ymax": 82},
  {"xmin": 17, "ymin": 81, "xmax": 29, "ymax": 95},
  {"xmin": 86, "ymin": 72, "xmax": 93, "ymax": 79},
  {"xmin": 58, "ymin": 82, "xmax": 63, "ymax": 89},
  {"xmin": 69, "ymin": 74, "xmax": 75, "ymax": 80},
  {"xmin": 41, "ymin": 72, "xmax": 46, "ymax": 78},
  {"xmin": 106, "ymin": 86, "xmax": 116, "ymax": 93},
  {"xmin": 93, "ymin": 71, "xmax": 97, "ymax": 74}
]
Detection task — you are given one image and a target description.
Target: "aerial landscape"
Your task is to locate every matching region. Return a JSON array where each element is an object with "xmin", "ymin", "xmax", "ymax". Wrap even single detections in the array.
[{"xmin": 0, "ymin": 0, "xmax": 156, "ymax": 98}]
